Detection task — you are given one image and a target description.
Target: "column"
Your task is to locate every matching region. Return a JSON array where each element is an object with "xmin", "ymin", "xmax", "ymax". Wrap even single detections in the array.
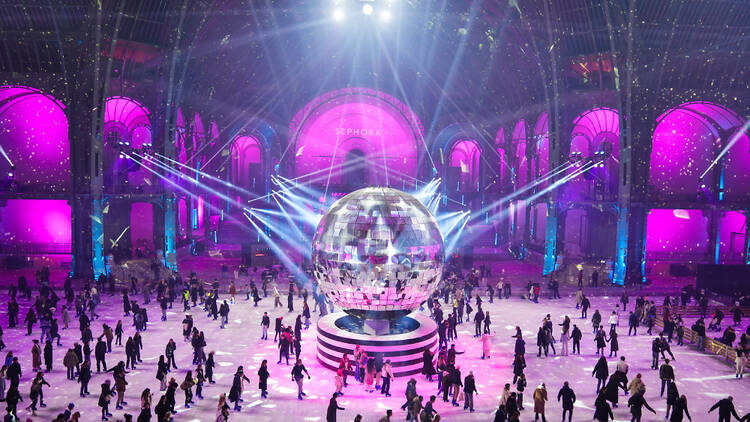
[
  {"xmin": 163, "ymin": 195, "xmax": 177, "ymax": 270},
  {"xmin": 91, "ymin": 198, "xmax": 106, "ymax": 277}
]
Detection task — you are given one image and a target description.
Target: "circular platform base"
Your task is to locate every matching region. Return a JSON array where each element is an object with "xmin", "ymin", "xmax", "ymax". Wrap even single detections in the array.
[{"xmin": 316, "ymin": 312, "xmax": 438, "ymax": 377}]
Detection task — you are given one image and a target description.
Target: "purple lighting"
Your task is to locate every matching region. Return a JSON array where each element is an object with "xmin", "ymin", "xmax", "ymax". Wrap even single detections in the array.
[
  {"xmin": 448, "ymin": 138, "xmax": 480, "ymax": 191},
  {"xmin": 512, "ymin": 119, "xmax": 529, "ymax": 187},
  {"xmin": 0, "ymin": 85, "xmax": 70, "ymax": 192},
  {"xmin": 0, "ymin": 199, "xmax": 72, "ymax": 246},
  {"xmin": 646, "ymin": 209, "xmax": 708, "ymax": 261},
  {"xmin": 534, "ymin": 112, "xmax": 549, "ymax": 188},
  {"xmin": 650, "ymin": 101, "xmax": 749, "ymax": 200}
]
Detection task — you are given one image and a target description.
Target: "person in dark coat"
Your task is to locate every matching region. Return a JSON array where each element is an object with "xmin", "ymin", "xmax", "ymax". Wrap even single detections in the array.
[
  {"xmin": 593, "ymin": 389, "xmax": 614, "ymax": 422},
  {"xmin": 95, "ymin": 338, "xmax": 108, "ymax": 372},
  {"xmin": 228, "ymin": 366, "xmax": 250, "ymax": 411},
  {"xmin": 604, "ymin": 371, "xmax": 627, "ymax": 408},
  {"xmin": 421, "ymin": 349, "xmax": 436, "ymax": 381},
  {"xmin": 665, "ymin": 380, "xmax": 680, "ymax": 419},
  {"xmin": 78, "ymin": 361, "xmax": 92, "ymax": 397},
  {"xmin": 512, "ymin": 354, "xmax": 526, "ymax": 384},
  {"xmin": 205, "ymin": 351, "xmax": 215, "ymax": 384},
  {"xmin": 592, "ymin": 356, "xmax": 609, "ymax": 394},
  {"xmin": 43, "ymin": 340, "xmax": 53, "ymax": 372},
  {"xmin": 628, "ymin": 392, "xmax": 656, "ymax": 422},
  {"xmin": 326, "ymin": 392, "xmax": 345, "ymax": 422},
  {"xmin": 258, "ymin": 360, "xmax": 270, "ymax": 398},
  {"xmin": 708, "ymin": 396, "xmax": 741, "ymax": 422},
  {"xmin": 463, "ymin": 371, "xmax": 478, "ymax": 412},
  {"xmin": 670, "ymin": 394, "xmax": 692, "ymax": 422},
  {"xmin": 571, "ymin": 325, "xmax": 582, "ymax": 354},
  {"xmin": 557, "ymin": 381, "xmax": 576, "ymax": 422},
  {"xmin": 660, "ymin": 359, "xmax": 675, "ymax": 397}
]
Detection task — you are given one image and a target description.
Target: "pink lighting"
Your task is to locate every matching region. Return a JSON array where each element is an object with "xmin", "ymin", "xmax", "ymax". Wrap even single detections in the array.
[
  {"xmin": 646, "ymin": 209, "xmax": 708, "ymax": 260},
  {"xmin": 512, "ymin": 119, "xmax": 529, "ymax": 187},
  {"xmin": 231, "ymin": 135, "xmax": 263, "ymax": 189},
  {"xmin": 0, "ymin": 199, "xmax": 72, "ymax": 246},
  {"xmin": 534, "ymin": 112, "xmax": 549, "ymax": 187},
  {"xmin": 289, "ymin": 88, "xmax": 424, "ymax": 187},
  {"xmin": 448, "ymin": 138, "xmax": 480, "ymax": 190},
  {"xmin": 0, "ymin": 85, "xmax": 70, "ymax": 191},
  {"xmin": 650, "ymin": 101, "xmax": 749, "ymax": 200}
]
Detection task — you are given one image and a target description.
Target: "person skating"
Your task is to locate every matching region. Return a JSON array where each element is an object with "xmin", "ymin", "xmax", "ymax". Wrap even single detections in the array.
[
  {"xmin": 228, "ymin": 366, "xmax": 251, "ymax": 411},
  {"xmin": 628, "ymin": 392, "xmax": 656, "ymax": 422},
  {"xmin": 98, "ymin": 379, "xmax": 116, "ymax": 420},
  {"xmin": 326, "ymin": 392, "xmax": 345, "ymax": 422},
  {"xmin": 258, "ymin": 359, "xmax": 270, "ymax": 398},
  {"xmin": 660, "ymin": 358, "xmax": 675, "ymax": 397},
  {"xmin": 261, "ymin": 312, "xmax": 270, "ymax": 340},
  {"xmin": 592, "ymin": 356, "xmax": 608, "ymax": 394},
  {"xmin": 603, "ymin": 371, "xmax": 627, "ymax": 408},
  {"xmin": 708, "ymin": 396, "xmax": 741, "ymax": 422},
  {"xmin": 517, "ymin": 373, "xmax": 527, "ymax": 411},
  {"xmin": 401, "ymin": 378, "xmax": 417, "ymax": 412},
  {"xmin": 463, "ymin": 371, "xmax": 478, "ymax": 412},
  {"xmin": 206, "ymin": 351, "xmax": 216, "ymax": 384},
  {"xmin": 78, "ymin": 360, "xmax": 91, "ymax": 397},
  {"xmin": 165, "ymin": 339, "xmax": 177, "ymax": 370},
  {"xmin": 533, "ymin": 383, "xmax": 548, "ymax": 422},
  {"xmin": 64, "ymin": 347, "xmax": 79, "ymax": 380},
  {"xmin": 381, "ymin": 359, "xmax": 393, "ymax": 397},
  {"xmin": 291, "ymin": 359, "xmax": 311, "ymax": 400},
  {"xmin": 671, "ymin": 394, "xmax": 692, "ymax": 422},
  {"xmin": 274, "ymin": 316, "xmax": 284, "ymax": 342},
  {"xmin": 666, "ymin": 380, "xmax": 680, "ymax": 419},
  {"xmin": 137, "ymin": 388, "xmax": 152, "ymax": 422},
  {"xmin": 594, "ymin": 389, "xmax": 613, "ymax": 421},
  {"xmin": 474, "ymin": 308, "xmax": 484, "ymax": 337},
  {"xmin": 557, "ymin": 381, "xmax": 576, "ymax": 422}
]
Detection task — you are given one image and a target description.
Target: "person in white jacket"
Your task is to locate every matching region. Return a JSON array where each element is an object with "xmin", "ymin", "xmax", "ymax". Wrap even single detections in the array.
[{"xmin": 381, "ymin": 360, "xmax": 394, "ymax": 397}]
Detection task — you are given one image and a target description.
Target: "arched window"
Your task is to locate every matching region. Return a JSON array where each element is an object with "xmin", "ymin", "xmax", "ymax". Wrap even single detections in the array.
[
  {"xmin": 651, "ymin": 102, "xmax": 749, "ymax": 201},
  {"xmin": 512, "ymin": 120, "xmax": 529, "ymax": 188},
  {"xmin": 231, "ymin": 135, "xmax": 264, "ymax": 192},
  {"xmin": 0, "ymin": 85, "xmax": 69, "ymax": 192},
  {"xmin": 448, "ymin": 139, "xmax": 481, "ymax": 192}
]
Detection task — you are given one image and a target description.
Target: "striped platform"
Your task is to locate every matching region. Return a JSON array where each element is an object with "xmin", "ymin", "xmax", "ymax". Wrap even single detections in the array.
[{"xmin": 316, "ymin": 312, "xmax": 438, "ymax": 377}]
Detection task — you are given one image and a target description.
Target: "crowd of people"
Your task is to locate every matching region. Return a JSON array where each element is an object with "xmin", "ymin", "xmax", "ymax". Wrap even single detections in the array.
[{"xmin": 0, "ymin": 264, "xmax": 748, "ymax": 422}]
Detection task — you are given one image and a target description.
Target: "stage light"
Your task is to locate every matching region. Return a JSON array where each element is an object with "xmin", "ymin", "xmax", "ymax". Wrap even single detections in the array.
[
  {"xmin": 380, "ymin": 9, "xmax": 392, "ymax": 22},
  {"xmin": 333, "ymin": 8, "xmax": 344, "ymax": 21},
  {"xmin": 362, "ymin": 3, "xmax": 373, "ymax": 15}
]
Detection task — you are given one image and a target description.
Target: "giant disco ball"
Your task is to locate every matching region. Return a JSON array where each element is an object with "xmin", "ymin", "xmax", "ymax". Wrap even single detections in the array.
[{"xmin": 312, "ymin": 187, "xmax": 444, "ymax": 318}]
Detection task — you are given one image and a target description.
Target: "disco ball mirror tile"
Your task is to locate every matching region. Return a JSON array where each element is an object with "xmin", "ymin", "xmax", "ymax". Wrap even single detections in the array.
[{"xmin": 312, "ymin": 187, "xmax": 444, "ymax": 315}]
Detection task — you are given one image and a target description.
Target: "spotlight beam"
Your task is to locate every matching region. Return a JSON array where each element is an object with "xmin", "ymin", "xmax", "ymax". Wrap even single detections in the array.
[
  {"xmin": 243, "ymin": 211, "xmax": 309, "ymax": 282},
  {"xmin": 700, "ymin": 118, "xmax": 750, "ymax": 179}
]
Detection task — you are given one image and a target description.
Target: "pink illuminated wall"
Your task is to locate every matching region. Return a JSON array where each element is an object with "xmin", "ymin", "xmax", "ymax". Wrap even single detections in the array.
[
  {"xmin": 534, "ymin": 112, "xmax": 549, "ymax": 187},
  {"xmin": 0, "ymin": 86, "xmax": 70, "ymax": 192},
  {"xmin": 176, "ymin": 108, "xmax": 187, "ymax": 164},
  {"xmin": 448, "ymin": 139, "xmax": 480, "ymax": 191},
  {"xmin": 650, "ymin": 102, "xmax": 749, "ymax": 200},
  {"xmin": 290, "ymin": 88, "xmax": 423, "ymax": 187},
  {"xmin": 494, "ymin": 127, "xmax": 507, "ymax": 182},
  {"xmin": 231, "ymin": 135, "xmax": 263, "ymax": 188},
  {"xmin": 513, "ymin": 120, "xmax": 529, "ymax": 187},
  {"xmin": 718, "ymin": 211, "xmax": 747, "ymax": 263},
  {"xmin": 0, "ymin": 199, "xmax": 71, "ymax": 246},
  {"xmin": 646, "ymin": 209, "xmax": 708, "ymax": 260},
  {"xmin": 130, "ymin": 202, "xmax": 154, "ymax": 254},
  {"xmin": 103, "ymin": 97, "xmax": 152, "ymax": 190}
]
